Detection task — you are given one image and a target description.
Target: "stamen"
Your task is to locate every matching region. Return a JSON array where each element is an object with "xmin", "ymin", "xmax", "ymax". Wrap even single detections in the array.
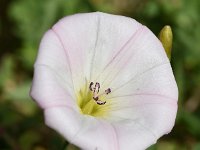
[
  {"xmin": 89, "ymin": 82, "xmax": 94, "ymax": 91},
  {"xmin": 96, "ymin": 100, "xmax": 106, "ymax": 105},
  {"xmin": 94, "ymin": 82, "xmax": 100, "ymax": 93},
  {"xmin": 89, "ymin": 82, "xmax": 111, "ymax": 105},
  {"xmin": 105, "ymin": 88, "xmax": 111, "ymax": 94},
  {"xmin": 93, "ymin": 96, "xmax": 99, "ymax": 101}
]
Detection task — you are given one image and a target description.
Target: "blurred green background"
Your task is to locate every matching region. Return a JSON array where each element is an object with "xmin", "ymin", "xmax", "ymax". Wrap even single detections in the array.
[{"xmin": 1, "ymin": 0, "xmax": 200, "ymax": 149}]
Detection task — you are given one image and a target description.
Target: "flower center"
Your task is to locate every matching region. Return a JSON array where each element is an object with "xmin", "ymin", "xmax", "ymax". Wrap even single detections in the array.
[{"xmin": 77, "ymin": 82, "xmax": 112, "ymax": 117}]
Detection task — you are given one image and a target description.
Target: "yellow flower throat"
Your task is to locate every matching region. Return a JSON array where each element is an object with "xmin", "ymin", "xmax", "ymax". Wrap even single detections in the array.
[{"xmin": 77, "ymin": 82, "xmax": 111, "ymax": 117}]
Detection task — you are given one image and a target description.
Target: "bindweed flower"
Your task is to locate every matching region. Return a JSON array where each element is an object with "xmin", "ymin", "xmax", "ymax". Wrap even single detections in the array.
[{"xmin": 30, "ymin": 12, "xmax": 178, "ymax": 150}]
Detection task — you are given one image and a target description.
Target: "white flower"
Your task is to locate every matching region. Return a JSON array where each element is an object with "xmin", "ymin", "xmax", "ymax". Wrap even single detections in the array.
[{"xmin": 30, "ymin": 12, "xmax": 178, "ymax": 150}]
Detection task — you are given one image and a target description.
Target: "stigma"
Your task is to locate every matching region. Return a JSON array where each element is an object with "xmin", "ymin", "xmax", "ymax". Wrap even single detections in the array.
[{"xmin": 89, "ymin": 82, "xmax": 111, "ymax": 105}]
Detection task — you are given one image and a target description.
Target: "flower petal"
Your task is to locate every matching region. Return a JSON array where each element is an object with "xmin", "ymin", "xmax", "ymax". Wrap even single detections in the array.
[
  {"xmin": 30, "ymin": 30, "xmax": 76, "ymax": 109},
  {"xmin": 51, "ymin": 12, "xmax": 141, "ymax": 91},
  {"xmin": 109, "ymin": 99, "xmax": 177, "ymax": 149},
  {"xmin": 51, "ymin": 13, "xmax": 98, "ymax": 91},
  {"xmin": 105, "ymin": 59, "xmax": 178, "ymax": 149},
  {"xmin": 108, "ymin": 62, "xmax": 178, "ymax": 101},
  {"xmin": 99, "ymin": 26, "xmax": 169, "ymax": 90},
  {"xmin": 106, "ymin": 61, "xmax": 178, "ymax": 149},
  {"xmin": 45, "ymin": 107, "xmax": 120, "ymax": 150}
]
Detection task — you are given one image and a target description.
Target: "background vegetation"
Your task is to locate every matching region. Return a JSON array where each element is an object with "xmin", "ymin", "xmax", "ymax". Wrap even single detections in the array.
[{"xmin": 1, "ymin": 0, "xmax": 200, "ymax": 149}]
